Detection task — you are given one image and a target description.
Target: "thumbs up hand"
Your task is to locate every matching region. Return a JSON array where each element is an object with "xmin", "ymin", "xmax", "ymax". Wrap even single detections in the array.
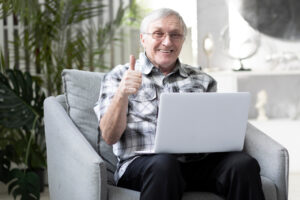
[{"xmin": 118, "ymin": 55, "xmax": 142, "ymax": 97}]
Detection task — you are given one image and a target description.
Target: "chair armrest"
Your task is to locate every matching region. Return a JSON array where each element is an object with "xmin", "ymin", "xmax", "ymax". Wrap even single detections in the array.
[
  {"xmin": 44, "ymin": 96, "xmax": 108, "ymax": 200},
  {"xmin": 244, "ymin": 122, "xmax": 289, "ymax": 200}
]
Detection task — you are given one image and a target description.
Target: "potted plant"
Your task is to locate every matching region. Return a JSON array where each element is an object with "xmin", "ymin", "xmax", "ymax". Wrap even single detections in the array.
[
  {"xmin": 0, "ymin": 0, "xmax": 129, "ymax": 199},
  {"xmin": 0, "ymin": 68, "xmax": 46, "ymax": 199}
]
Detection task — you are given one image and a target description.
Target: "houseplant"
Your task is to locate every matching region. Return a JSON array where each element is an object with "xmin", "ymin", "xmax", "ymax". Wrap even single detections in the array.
[
  {"xmin": 0, "ymin": 0, "xmax": 128, "ymax": 199},
  {"xmin": 0, "ymin": 68, "xmax": 46, "ymax": 199},
  {"xmin": 0, "ymin": 0, "xmax": 125, "ymax": 95}
]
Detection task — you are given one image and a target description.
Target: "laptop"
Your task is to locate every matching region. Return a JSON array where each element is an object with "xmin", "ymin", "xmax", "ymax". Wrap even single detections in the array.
[{"xmin": 135, "ymin": 92, "xmax": 250, "ymax": 154}]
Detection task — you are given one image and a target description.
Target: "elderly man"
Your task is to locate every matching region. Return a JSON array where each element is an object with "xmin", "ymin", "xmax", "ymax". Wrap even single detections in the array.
[{"xmin": 94, "ymin": 8, "xmax": 265, "ymax": 200}]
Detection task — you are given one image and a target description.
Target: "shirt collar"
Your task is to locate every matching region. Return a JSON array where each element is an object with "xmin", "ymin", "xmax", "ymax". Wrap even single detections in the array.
[
  {"xmin": 138, "ymin": 52, "xmax": 155, "ymax": 75},
  {"xmin": 138, "ymin": 52, "xmax": 188, "ymax": 78}
]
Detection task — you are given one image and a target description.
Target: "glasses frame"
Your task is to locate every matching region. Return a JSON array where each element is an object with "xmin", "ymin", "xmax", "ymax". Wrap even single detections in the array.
[{"xmin": 143, "ymin": 31, "xmax": 184, "ymax": 41}]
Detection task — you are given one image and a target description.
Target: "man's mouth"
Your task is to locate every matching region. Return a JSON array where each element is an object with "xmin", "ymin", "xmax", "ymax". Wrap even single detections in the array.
[{"xmin": 159, "ymin": 49, "xmax": 174, "ymax": 53}]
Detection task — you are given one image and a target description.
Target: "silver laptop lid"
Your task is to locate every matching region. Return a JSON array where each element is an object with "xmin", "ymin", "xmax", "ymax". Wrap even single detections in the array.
[{"xmin": 154, "ymin": 92, "xmax": 251, "ymax": 153}]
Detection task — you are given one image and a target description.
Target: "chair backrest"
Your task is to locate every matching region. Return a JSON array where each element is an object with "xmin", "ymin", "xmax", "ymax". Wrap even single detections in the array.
[{"xmin": 62, "ymin": 69, "xmax": 118, "ymax": 184}]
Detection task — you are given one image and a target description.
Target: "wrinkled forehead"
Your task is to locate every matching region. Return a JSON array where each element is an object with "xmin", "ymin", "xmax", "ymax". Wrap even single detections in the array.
[{"xmin": 147, "ymin": 15, "xmax": 184, "ymax": 33}]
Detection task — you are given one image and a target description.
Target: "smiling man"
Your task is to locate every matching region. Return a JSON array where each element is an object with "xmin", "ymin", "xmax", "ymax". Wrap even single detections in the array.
[{"xmin": 94, "ymin": 8, "xmax": 265, "ymax": 200}]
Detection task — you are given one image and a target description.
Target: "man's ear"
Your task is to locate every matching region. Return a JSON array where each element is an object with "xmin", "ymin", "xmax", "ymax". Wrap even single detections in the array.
[{"xmin": 140, "ymin": 33, "xmax": 146, "ymax": 48}]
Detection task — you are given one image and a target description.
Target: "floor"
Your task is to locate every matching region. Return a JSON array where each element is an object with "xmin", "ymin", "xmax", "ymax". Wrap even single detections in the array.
[
  {"xmin": 0, "ymin": 173, "xmax": 299, "ymax": 199},
  {"xmin": 289, "ymin": 172, "xmax": 300, "ymax": 200}
]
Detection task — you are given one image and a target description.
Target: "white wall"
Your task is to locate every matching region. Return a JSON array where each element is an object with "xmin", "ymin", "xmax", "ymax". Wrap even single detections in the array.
[
  {"xmin": 197, "ymin": 0, "xmax": 231, "ymax": 70},
  {"xmin": 196, "ymin": 0, "xmax": 300, "ymax": 71}
]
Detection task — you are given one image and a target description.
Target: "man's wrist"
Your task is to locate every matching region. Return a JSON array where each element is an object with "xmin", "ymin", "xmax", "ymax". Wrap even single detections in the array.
[{"xmin": 115, "ymin": 88, "xmax": 129, "ymax": 101}]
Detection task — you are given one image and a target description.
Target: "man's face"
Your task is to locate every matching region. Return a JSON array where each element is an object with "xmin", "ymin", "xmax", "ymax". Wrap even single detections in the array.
[{"xmin": 140, "ymin": 15, "xmax": 185, "ymax": 74}]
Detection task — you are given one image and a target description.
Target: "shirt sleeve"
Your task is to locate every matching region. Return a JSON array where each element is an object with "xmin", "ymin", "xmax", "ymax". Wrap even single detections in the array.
[
  {"xmin": 93, "ymin": 65, "xmax": 126, "ymax": 123},
  {"xmin": 207, "ymin": 78, "xmax": 217, "ymax": 92}
]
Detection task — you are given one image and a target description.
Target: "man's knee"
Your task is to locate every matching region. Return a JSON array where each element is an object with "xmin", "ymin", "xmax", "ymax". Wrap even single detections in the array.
[
  {"xmin": 229, "ymin": 152, "xmax": 261, "ymax": 175},
  {"xmin": 215, "ymin": 152, "xmax": 262, "ymax": 188},
  {"xmin": 219, "ymin": 152, "xmax": 265, "ymax": 200}
]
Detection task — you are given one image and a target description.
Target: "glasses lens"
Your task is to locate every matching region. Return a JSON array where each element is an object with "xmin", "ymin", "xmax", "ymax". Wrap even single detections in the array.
[
  {"xmin": 152, "ymin": 32, "xmax": 164, "ymax": 39},
  {"xmin": 170, "ymin": 33, "xmax": 182, "ymax": 40}
]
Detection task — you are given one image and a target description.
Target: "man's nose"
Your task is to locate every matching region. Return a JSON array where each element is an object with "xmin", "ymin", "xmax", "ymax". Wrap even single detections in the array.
[{"xmin": 161, "ymin": 34, "xmax": 172, "ymax": 46}]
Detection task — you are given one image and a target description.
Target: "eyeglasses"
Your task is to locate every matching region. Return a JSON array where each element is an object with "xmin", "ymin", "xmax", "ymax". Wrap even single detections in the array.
[{"xmin": 143, "ymin": 32, "xmax": 184, "ymax": 41}]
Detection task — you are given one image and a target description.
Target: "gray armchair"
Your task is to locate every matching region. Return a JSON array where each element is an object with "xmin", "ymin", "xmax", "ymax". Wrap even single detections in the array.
[{"xmin": 44, "ymin": 69, "xmax": 289, "ymax": 200}]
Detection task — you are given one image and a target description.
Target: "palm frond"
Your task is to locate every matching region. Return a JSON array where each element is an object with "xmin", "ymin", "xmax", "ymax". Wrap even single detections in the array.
[{"xmin": 0, "ymin": 69, "xmax": 44, "ymax": 130}]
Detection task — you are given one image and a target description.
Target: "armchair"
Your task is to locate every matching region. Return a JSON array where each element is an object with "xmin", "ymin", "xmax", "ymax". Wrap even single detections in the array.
[{"xmin": 44, "ymin": 69, "xmax": 289, "ymax": 200}]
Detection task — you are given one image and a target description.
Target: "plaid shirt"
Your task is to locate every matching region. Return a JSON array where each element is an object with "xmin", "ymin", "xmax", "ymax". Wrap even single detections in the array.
[{"xmin": 94, "ymin": 52, "xmax": 217, "ymax": 182}]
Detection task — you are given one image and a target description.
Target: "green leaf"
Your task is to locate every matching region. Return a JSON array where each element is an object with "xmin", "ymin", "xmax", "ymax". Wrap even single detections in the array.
[
  {"xmin": 15, "ymin": 70, "xmax": 28, "ymax": 103},
  {"xmin": 6, "ymin": 69, "xmax": 20, "ymax": 96},
  {"xmin": 8, "ymin": 169, "xmax": 40, "ymax": 200},
  {"xmin": 0, "ymin": 69, "xmax": 42, "ymax": 130}
]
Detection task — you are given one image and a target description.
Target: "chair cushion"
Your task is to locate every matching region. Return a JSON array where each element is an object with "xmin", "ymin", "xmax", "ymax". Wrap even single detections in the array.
[{"xmin": 62, "ymin": 69, "xmax": 118, "ymax": 184}]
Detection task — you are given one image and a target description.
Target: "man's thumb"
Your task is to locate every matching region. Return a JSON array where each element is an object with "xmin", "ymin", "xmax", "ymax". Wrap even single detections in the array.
[{"xmin": 129, "ymin": 55, "xmax": 135, "ymax": 70}]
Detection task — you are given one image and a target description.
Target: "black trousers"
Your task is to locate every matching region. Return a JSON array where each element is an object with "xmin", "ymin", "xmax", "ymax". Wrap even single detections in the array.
[{"xmin": 117, "ymin": 152, "xmax": 265, "ymax": 200}]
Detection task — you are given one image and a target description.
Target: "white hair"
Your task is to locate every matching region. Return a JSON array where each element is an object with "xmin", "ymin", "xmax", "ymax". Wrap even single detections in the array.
[{"xmin": 140, "ymin": 8, "xmax": 187, "ymax": 37}]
